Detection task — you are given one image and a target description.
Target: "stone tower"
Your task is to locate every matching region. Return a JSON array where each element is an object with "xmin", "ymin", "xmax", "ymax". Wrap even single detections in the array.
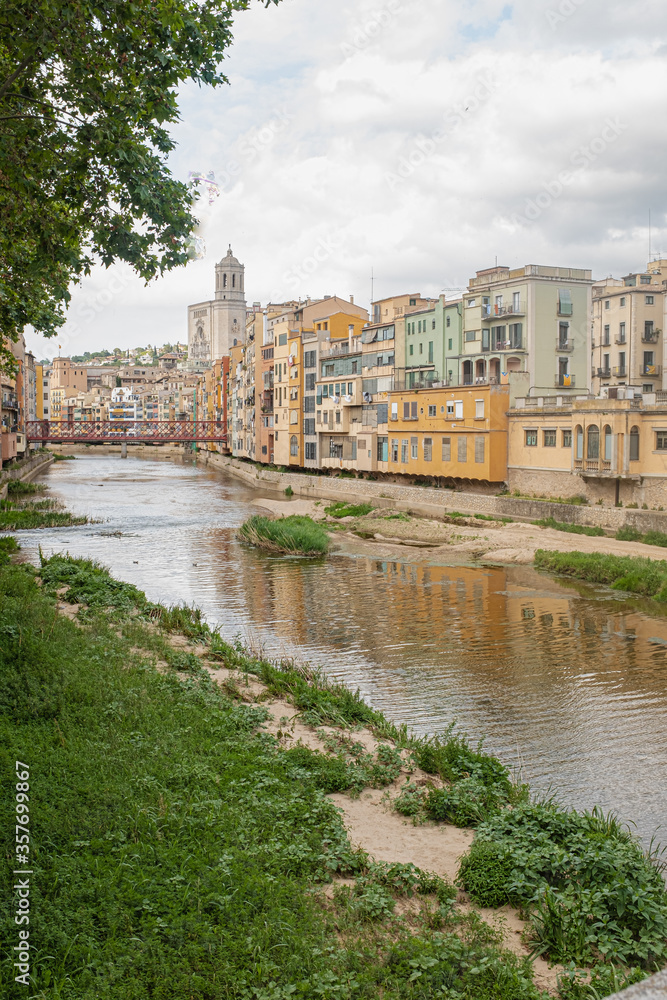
[{"xmin": 187, "ymin": 246, "xmax": 247, "ymax": 363}]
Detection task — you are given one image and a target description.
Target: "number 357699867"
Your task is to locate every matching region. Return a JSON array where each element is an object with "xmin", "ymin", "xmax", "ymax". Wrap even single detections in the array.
[{"xmin": 15, "ymin": 762, "xmax": 30, "ymax": 866}]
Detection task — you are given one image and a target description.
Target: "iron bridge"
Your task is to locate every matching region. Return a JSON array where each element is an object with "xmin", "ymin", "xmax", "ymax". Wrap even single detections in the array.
[{"xmin": 26, "ymin": 420, "xmax": 227, "ymax": 444}]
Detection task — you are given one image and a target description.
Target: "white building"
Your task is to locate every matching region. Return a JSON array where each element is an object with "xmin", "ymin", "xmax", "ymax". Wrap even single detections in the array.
[
  {"xmin": 187, "ymin": 246, "xmax": 247, "ymax": 363},
  {"xmin": 110, "ymin": 386, "xmax": 143, "ymax": 423}
]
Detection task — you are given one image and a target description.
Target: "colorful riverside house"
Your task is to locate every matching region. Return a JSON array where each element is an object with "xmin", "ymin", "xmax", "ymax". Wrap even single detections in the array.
[
  {"xmin": 507, "ymin": 390, "xmax": 667, "ymax": 506},
  {"xmin": 258, "ymin": 340, "xmax": 275, "ymax": 465},
  {"xmin": 401, "ymin": 296, "xmax": 463, "ymax": 391},
  {"xmin": 382, "ymin": 384, "xmax": 510, "ymax": 487},
  {"xmin": 457, "ymin": 264, "xmax": 593, "ymax": 395},
  {"xmin": 317, "ymin": 331, "xmax": 367, "ymax": 472},
  {"xmin": 272, "ymin": 319, "xmax": 303, "ymax": 466},
  {"xmin": 591, "ymin": 259, "xmax": 667, "ymax": 397}
]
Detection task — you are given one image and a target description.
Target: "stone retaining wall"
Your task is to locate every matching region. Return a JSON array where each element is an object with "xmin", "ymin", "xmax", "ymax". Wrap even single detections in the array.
[
  {"xmin": 0, "ymin": 453, "xmax": 54, "ymax": 499},
  {"xmin": 206, "ymin": 454, "xmax": 667, "ymax": 534}
]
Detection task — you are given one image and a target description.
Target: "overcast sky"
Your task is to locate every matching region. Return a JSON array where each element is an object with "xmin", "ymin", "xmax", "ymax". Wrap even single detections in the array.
[{"xmin": 28, "ymin": 0, "xmax": 667, "ymax": 360}]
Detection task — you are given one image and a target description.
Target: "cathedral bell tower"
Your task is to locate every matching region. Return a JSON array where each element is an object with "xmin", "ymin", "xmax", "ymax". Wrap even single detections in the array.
[{"xmin": 187, "ymin": 245, "xmax": 248, "ymax": 363}]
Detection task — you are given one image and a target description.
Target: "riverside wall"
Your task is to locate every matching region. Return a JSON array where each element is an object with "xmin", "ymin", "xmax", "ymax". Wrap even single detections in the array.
[
  {"xmin": 0, "ymin": 452, "xmax": 54, "ymax": 499},
  {"xmin": 41, "ymin": 443, "xmax": 667, "ymax": 534}
]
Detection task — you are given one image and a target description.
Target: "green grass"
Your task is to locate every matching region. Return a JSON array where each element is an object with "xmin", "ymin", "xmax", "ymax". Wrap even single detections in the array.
[
  {"xmin": 238, "ymin": 514, "xmax": 330, "ymax": 556},
  {"xmin": 534, "ymin": 517, "xmax": 605, "ymax": 537},
  {"xmin": 0, "ymin": 498, "xmax": 88, "ymax": 530},
  {"xmin": 615, "ymin": 526, "xmax": 667, "ymax": 548},
  {"xmin": 642, "ymin": 530, "xmax": 667, "ymax": 548},
  {"xmin": 535, "ymin": 549, "xmax": 667, "ymax": 601},
  {"xmin": 325, "ymin": 501, "xmax": 375, "ymax": 518},
  {"xmin": 6, "ymin": 480, "xmax": 47, "ymax": 496},
  {"xmin": 49, "ymin": 452, "xmax": 77, "ymax": 461},
  {"xmin": 0, "ymin": 554, "xmax": 553, "ymax": 1000}
]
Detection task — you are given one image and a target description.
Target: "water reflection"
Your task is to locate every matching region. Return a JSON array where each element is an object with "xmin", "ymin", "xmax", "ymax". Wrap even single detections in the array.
[{"xmin": 21, "ymin": 454, "xmax": 667, "ymax": 847}]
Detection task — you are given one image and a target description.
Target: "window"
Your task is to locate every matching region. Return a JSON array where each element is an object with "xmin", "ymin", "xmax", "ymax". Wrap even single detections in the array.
[
  {"xmin": 656, "ymin": 432, "xmax": 667, "ymax": 451},
  {"xmin": 618, "ymin": 351, "xmax": 626, "ymax": 374},
  {"xmin": 587, "ymin": 425, "xmax": 599, "ymax": 460},
  {"xmin": 409, "ymin": 298, "xmax": 417, "ymax": 306},
  {"xmin": 641, "ymin": 276, "xmax": 652, "ymax": 285},
  {"xmin": 303, "ymin": 418, "xmax": 315, "ymax": 435},
  {"xmin": 316, "ymin": 410, "xmax": 321, "ymax": 423},
  {"xmin": 491, "ymin": 325, "xmax": 506, "ymax": 350},
  {"xmin": 278, "ymin": 333, "xmax": 287, "ymax": 346},
  {"xmin": 305, "ymin": 373, "xmax": 315, "ymax": 391},
  {"xmin": 603, "ymin": 425, "xmax": 612, "ymax": 462},
  {"xmin": 409, "ymin": 344, "xmax": 414, "ymax": 356},
  {"xmin": 458, "ymin": 436, "xmax": 468, "ymax": 462},
  {"xmin": 620, "ymin": 297, "xmax": 626, "ymax": 307},
  {"xmin": 448, "ymin": 338, "xmax": 453, "ymax": 350},
  {"xmin": 442, "ymin": 437, "xmax": 451, "ymax": 461},
  {"xmin": 509, "ymin": 323, "xmax": 523, "ymax": 348},
  {"xmin": 603, "ymin": 325, "xmax": 610, "ymax": 345},
  {"xmin": 618, "ymin": 322, "xmax": 626, "ymax": 343},
  {"xmin": 562, "ymin": 429, "xmax": 572, "ymax": 447},
  {"xmin": 446, "ymin": 317, "xmax": 451, "ymax": 327},
  {"xmin": 447, "ymin": 402, "xmax": 454, "ymax": 418},
  {"xmin": 428, "ymin": 404, "xmax": 436, "ymax": 417},
  {"xmin": 391, "ymin": 402, "xmax": 398, "ymax": 420},
  {"xmin": 558, "ymin": 289, "xmax": 573, "ymax": 316},
  {"xmin": 543, "ymin": 430, "xmax": 557, "ymax": 447},
  {"xmin": 335, "ymin": 411, "xmax": 341, "ymax": 424},
  {"xmin": 419, "ymin": 343, "xmax": 423, "ymax": 354},
  {"xmin": 465, "ymin": 330, "xmax": 477, "ymax": 342},
  {"xmin": 645, "ymin": 320, "xmax": 655, "ymax": 338},
  {"xmin": 575, "ymin": 425, "xmax": 583, "ymax": 459},
  {"xmin": 467, "ymin": 299, "xmax": 476, "ymax": 308},
  {"xmin": 432, "ymin": 320, "xmax": 436, "ymax": 330},
  {"xmin": 525, "ymin": 429, "xmax": 538, "ymax": 447},
  {"xmin": 401, "ymin": 439, "xmax": 408, "ymax": 463},
  {"xmin": 290, "ymin": 435, "xmax": 298, "ymax": 457},
  {"xmin": 630, "ymin": 426, "xmax": 640, "ymax": 461},
  {"xmin": 304, "ymin": 395, "xmax": 315, "ymax": 412},
  {"xmin": 558, "ymin": 322, "xmax": 569, "ymax": 349},
  {"xmin": 424, "ymin": 437, "xmax": 432, "ymax": 461},
  {"xmin": 605, "ymin": 300, "xmax": 610, "ymax": 310},
  {"xmin": 428, "ymin": 342, "xmax": 434, "ymax": 363},
  {"xmin": 305, "ymin": 442, "xmax": 317, "ymax": 460},
  {"xmin": 391, "ymin": 438, "xmax": 399, "ymax": 462},
  {"xmin": 475, "ymin": 399, "xmax": 484, "ymax": 419},
  {"xmin": 411, "ymin": 437, "xmax": 418, "ymax": 460},
  {"xmin": 646, "ymin": 295, "xmax": 654, "ymax": 305},
  {"xmin": 377, "ymin": 436, "xmax": 388, "ymax": 462}
]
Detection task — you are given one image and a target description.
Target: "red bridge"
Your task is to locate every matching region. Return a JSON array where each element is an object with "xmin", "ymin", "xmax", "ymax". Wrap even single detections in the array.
[{"xmin": 26, "ymin": 420, "xmax": 227, "ymax": 445}]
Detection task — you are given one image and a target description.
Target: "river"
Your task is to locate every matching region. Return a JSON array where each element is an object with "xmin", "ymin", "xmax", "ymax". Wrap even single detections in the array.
[{"xmin": 19, "ymin": 453, "xmax": 667, "ymax": 849}]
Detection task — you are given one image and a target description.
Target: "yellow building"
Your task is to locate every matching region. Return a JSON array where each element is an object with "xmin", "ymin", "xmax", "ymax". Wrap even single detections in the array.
[
  {"xmin": 384, "ymin": 385, "xmax": 510, "ymax": 484},
  {"xmin": 508, "ymin": 392, "xmax": 667, "ymax": 506}
]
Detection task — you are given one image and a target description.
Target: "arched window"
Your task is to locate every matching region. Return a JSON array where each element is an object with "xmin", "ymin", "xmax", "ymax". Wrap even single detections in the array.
[
  {"xmin": 223, "ymin": 273, "xmax": 227, "ymax": 288},
  {"xmin": 630, "ymin": 426, "xmax": 640, "ymax": 462},
  {"xmin": 603, "ymin": 425, "xmax": 612, "ymax": 462},
  {"xmin": 587, "ymin": 425, "xmax": 599, "ymax": 460},
  {"xmin": 575, "ymin": 425, "xmax": 584, "ymax": 460},
  {"xmin": 232, "ymin": 274, "xmax": 236, "ymax": 288},
  {"xmin": 290, "ymin": 435, "xmax": 298, "ymax": 457}
]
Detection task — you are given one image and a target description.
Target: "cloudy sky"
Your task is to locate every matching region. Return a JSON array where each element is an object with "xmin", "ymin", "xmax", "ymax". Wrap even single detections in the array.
[{"xmin": 28, "ymin": 0, "xmax": 667, "ymax": 360}]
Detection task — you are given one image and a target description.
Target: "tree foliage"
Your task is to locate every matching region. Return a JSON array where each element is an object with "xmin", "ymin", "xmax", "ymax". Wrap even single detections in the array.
[{"xmin": 0, "ymin": 0, "xmax": 279, "ymax": 359}]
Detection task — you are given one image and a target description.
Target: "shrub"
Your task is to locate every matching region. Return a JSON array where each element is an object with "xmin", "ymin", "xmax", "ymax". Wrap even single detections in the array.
[
  {"xmin": 458, "ymin": 841, "xmax": 516, "ymax": 907},
  {"xmin": 642, "ymin": 530, "xmax": 667, "ymax": 548},
  {"xmin": 7, "ymin": 480, "xmax": 46, "ymax": 495},
  {"xmin": 238, "ymin": 514, "xmax": 330, "ymax": 556},
  {"xmin": 325, "ymin": 501, "xmax": 374, "ymax": 518},
  {"xmin": 426, "ymin": 777, "xmax": 510, "ymax": 828},
  {"xmin": 284, "ymin": 484, "xmax": 294, "ymax": 497},
  {"xmin": 615, "ymin": 525, "xmax": 643, "ymax": 542}
]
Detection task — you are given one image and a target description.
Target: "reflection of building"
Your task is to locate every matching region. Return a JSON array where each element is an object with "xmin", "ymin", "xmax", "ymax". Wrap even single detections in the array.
[{"xmin": 187, "ymin": 247, "xmax": 247, "ymax": 363}]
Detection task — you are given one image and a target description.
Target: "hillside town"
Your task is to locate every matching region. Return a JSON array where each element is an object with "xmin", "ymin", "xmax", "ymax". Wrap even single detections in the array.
[{"xmin": 5, "ymin": 247, "xmax": 667, "ymax": 507}]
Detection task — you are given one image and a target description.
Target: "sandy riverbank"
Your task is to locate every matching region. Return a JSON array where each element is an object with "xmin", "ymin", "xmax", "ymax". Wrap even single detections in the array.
[{"xmin": 251, "ymin": 496, "xmax": 667, "ymax": 566}]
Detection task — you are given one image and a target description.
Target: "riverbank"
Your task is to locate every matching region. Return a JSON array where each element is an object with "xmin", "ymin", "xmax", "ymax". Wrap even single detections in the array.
[
  {"xmin": 250, "ymin": 496, "xmax": 667, "ymax": 567},
  {"xmin": 1, "ymin": 543, "xmax": 665, "ymax": 999}
]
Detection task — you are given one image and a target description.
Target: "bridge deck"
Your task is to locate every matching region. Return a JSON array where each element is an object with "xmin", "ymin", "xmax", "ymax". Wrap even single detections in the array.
[{"xmin": 26, "ymin": 420, "xmax": 227, "ymax": 444}]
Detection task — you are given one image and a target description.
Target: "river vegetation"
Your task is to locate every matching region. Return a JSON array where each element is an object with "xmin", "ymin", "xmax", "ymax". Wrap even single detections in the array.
[
  {"xmin": 535, "ymin": 549, "xmax": 667, "ymax": 602},
  {"xmin": 0, "ymin": 494, "xmax": 89, "ymax": 531},
  {"xmin": 1, "ymin": 545, "xmax": 666, "ymax": 998},
  {"xmin": 533, "ymin": 517, "xmax": 605, "ymax": 538},
  {"xmin": 238, "ymin": 514, "xmax": 330, "ymax": 556},
  {"xmin": 616, "ymin": 525, "xmax": 667, "ymax": 548},
  {"xmin": 325, "ymin": 501, "xmax": 375, "ymax": 519}
]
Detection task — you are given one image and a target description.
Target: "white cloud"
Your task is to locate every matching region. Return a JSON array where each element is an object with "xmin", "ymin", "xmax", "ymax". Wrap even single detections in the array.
[{"xmin": 28, "ymin": 0, "xmax": 667, "ymax": 358}]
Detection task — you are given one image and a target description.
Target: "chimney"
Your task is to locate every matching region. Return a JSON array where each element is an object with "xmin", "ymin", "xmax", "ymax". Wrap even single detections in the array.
[
  {"xmin": 348, "ymin": 324, "xmax": 354, "ymax": 349},
  {"xmin": 349, "ymin": 295, "xmax": 354, "ymax": 304}
]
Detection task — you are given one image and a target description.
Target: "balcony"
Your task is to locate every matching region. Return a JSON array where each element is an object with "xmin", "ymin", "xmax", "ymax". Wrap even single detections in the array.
[
  {"xmin": 615, "ymin": 337, "xmax": 627, "ymax": 346},
  {"xmin": 641, "ymin": 364, "xmax": 661, "ymax": 376},
  {"xmin": 554, "ymin": 374, "xmax": 576, "ymax": 388},
  {"xmin": 612, "ymin": 366, "xmax": 626, "ymax": 377},
  {"xmin": 482, "ymin": 301, "xmax": 525, "ymax": 319},
  {"xmin": 556, "ymin": 338, "xmax": 574, "ymax": 352},
  {"xmin": 642, "ymin": 331, "xmax": 660, "ymax": 343},
  {"xmin": 1, "ymin": 393, "xmax": 19, "ymax": 410},
  {"xmin": 595, "ymin": 367, "xmax": 611, "ymax": 378}
]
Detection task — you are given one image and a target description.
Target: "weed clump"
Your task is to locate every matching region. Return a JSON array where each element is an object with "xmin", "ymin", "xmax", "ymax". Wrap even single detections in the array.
[
  {"xmin": 238, "ymin": 514, "xmax": 330, "ymax": 556},
  {"xmin": 535, "ymin": 517, "xmax": 605, "ymax": 537},
  {"xmin": 535, "ymin": 549, "xmax": 667, "ymax": 601},
  {"xmin": 325, "ymin": 501, "xmax": 374, "ymax": 518}
]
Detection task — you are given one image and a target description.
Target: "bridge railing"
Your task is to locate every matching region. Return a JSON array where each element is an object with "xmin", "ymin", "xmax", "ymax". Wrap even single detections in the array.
[{"xmin": 26, "ymin": 420, "xmax": 228, "ymax": 443}]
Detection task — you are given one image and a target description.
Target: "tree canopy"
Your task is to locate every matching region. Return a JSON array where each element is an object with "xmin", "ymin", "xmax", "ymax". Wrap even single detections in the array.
[{"xmin": 0, "ymin": 0, "xmax": 279, "ymax": 368}]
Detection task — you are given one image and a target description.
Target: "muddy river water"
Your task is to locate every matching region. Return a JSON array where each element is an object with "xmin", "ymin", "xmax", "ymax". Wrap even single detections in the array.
[{"xmin": 20, "ymin": 453, "xmax": 667, "ymax": 849}]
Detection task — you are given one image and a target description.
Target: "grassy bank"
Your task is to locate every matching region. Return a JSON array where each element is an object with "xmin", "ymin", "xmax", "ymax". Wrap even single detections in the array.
[
  {"xmin": 534, "ymin": 518, "xmax": 605, "ymax": 538},
  {"xmin": 1, "ymin": 548, "xmax": 666, "ymax": 998},
  {"xmin": 238, "ymin": 514, "xmax": 330, "ymax": 556},
  {"xmin": 535, "ymin": 549, "xmax": 667, "ymax": 602},
  {"xmin": 0, "ymin": 496, "xmax": 89, "ymax": 530}
]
